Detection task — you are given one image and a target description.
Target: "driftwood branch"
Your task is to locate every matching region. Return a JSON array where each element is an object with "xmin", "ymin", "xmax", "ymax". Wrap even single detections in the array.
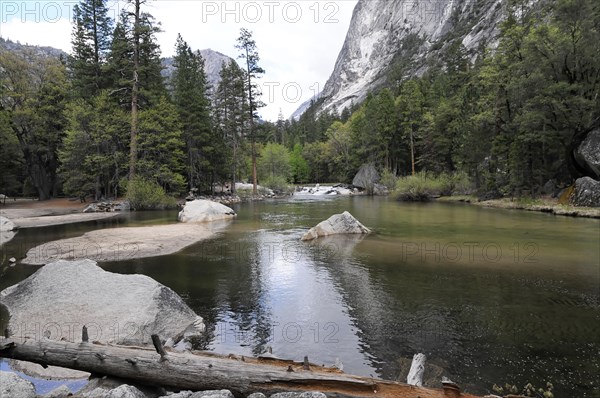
[
  {"xmin": 407, "ymin": 353, "xmax": 426, "ymax": 387},
  {"xmin": 0, "ymin": 336, "xmax": 479, "ymax": 398}
]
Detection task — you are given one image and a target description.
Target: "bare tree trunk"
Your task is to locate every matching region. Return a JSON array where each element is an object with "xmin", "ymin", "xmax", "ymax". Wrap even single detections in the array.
[
  {"xmin": 410, "ymin": 130, "xmax": 416, "ymax": 176},
  {"xmin": 129, "ymin": 0, "xmax": 141, "ymax": 179}
]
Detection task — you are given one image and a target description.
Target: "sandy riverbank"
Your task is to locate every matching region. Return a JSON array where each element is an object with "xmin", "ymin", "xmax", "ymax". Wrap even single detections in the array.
[
  {"xmin": 0, "ymin": 198, "xmax": 120, "ymax": 228},
  {"xmin": 21, "ymin": 222, "xmax": 220, "ymax": 265}
]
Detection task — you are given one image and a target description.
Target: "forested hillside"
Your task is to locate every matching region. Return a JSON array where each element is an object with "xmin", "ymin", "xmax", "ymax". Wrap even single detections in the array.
[{"xmin": 1, "ymin": 0, "xmax": 598, "ymax": 202}]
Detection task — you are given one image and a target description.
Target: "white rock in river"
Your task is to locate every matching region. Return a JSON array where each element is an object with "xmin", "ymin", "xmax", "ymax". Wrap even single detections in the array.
[
  {"xmin": 0, "ymin": 259, "xmax": 205, "ymax": 345},
  {"xmin": 178, "ymin": 199, "xmax": 236, "ymax": 223},
  {"xmin": 301, "ymin": 211, "xmax": 371, "ymax": 241},
  {"xmin": 0, "ymin": 216, "xmax": 17, "ymax": 246}
]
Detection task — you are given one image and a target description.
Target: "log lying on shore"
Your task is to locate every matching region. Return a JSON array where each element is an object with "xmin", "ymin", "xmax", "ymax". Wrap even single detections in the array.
[{"xmin": 0, "ymin": 336, "xmax": 481, "ymax": 398}]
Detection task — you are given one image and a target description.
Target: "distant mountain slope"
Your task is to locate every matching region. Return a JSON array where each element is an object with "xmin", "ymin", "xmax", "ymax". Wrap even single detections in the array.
[
  {"xmin": 0, "ymin": 37, "xmax": 68, "ymax": 59},
  {"xmin": 295, "ymin": 0, "xmax": 507, "ymax": 116},
  {"xmin": 1, "ymin": 37, "xmax": 233, "ymax": 91},
  {"xmin": 162, "ymin": 49, "xmax": 234, "ymax": 91}
]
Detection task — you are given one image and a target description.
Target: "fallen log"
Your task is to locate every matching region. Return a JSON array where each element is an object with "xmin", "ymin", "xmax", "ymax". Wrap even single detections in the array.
[{"xmin": 0, "ymin": 336, "xmax": 482, "ymax": 398}]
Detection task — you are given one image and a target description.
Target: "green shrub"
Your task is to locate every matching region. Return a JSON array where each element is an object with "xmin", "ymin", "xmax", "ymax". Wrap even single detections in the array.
[
  {"xmin": 380, "ymin": 169, "xmax": 398, "ymax": 190},
  {"xmin": 393, "ymin": 172, "xmax": 474, "ymax": 201},
  {"xmin": 262, "ymin": 175, "xmax": 291, "ymax": 194},
  {"xmin": 123, "ymin": 177, "xmax": 178, "ymax": 210}
]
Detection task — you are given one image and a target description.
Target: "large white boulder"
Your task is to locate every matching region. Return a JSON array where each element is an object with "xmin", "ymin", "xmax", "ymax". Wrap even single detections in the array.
[
  {"xmin": 0, "ymin": 371, "xmax": 36, "ymax": 398},
  {"xmin": 0, "ymin": 259, "xmax": 205, "ymax": 345},
  {"xmin": 178, "ymin": 199, "xmax": 236, "ymax": 223},
  {"xmin": 301, "ymin": 211, "xmax": 371, "ymax": 241}
]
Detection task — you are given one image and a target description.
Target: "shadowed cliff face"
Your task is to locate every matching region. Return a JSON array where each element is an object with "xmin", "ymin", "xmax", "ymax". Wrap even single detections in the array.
[{"xmin": 298, "ymin": 0, "xmax": 505, "ymax": 117}]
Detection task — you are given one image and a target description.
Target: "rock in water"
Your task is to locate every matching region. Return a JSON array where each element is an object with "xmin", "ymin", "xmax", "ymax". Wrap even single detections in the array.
[
  {"xmin": 178, "ymin": 199, "xmax": 237, "ymax": 223},
  {"xmin": 352, "ymin": 164, "xmax": 380, "ymax": 192},
  {"xmin": 301, "ymin": 211, "xmax": 371, "ymax": 241},
  {"xmin": 0, "ymin": 216, "xmax": 17, "ymax": 246},
  {"xmin": 0, "ymin": 259, "xmax": 205, "ymax": 345},
  {"xmin": 575, "ymin": 128, "xmax": 600, "ymax": 180},
  {"xmin": 571, "ymin": 177, "xmax": 600, "ymax": 207},
  {"xmin": 0, "ymin": 371, "xmax": 36, "ymax": 398},
  {"xmin": 0, "ymin": 216, "xmax": 16, "ymax": 231}
]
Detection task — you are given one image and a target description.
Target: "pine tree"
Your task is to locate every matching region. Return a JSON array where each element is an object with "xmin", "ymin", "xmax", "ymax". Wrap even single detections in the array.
[
  {"xmin": 69, "ymin": 0, "xmax": 113, "ymax": 100},
  {"xmin": 172, "ymin": 34, "xmax": 224, "ymax": 193},
  {"xmin": 137, "ymin": 97, "xmax": 186, "ymax": 194},
  {"xmin": 215, "ymin": 59, "xmax": 249, "ymax": 192},
  {"xmin": 236, "ymin": 28, "xmax": 265, "ymax": 195}
]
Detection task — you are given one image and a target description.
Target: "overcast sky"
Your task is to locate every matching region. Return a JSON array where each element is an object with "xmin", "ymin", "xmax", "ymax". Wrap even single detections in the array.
[{"xmin": 0, "ymin": 0, "xmax": 358, "ymax": 121}]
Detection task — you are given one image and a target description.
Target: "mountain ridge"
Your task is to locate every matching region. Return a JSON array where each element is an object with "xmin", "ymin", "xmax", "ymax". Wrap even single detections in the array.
[{"xmin": 0, "ymin": 37, "xmax": 233, "ymax": 90}]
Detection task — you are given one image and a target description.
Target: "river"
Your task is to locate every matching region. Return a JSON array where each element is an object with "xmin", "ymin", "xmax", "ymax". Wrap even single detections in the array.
[{"xmin": 1, "ymin": 196, "xmax": 599, "ymax": 396}]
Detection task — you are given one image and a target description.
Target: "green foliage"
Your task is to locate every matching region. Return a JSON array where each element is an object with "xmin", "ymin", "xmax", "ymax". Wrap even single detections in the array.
[
  {"xmin": 261, "ymin": 175, "xmax": 290, "ymax": 194},
  {"xmin": 0, "ymin": 49, "xmax": 69, "ymax": 199},
  {"xmin": 393, "ymin": 172, "xmax": 473, "ymax": 201},
  {"xmin": 137, "ymin": 97, "xmax": 186, "ymax": 195},
  {"xmin": 289, "ymin": 144, "xmax": 309, "ymax": 184},
  {"xmin": 258, "ymin": 142, "xmax": 290, "ymax": 183},
  {"xmin": 123, "ymin": 176, "xmax": 177, "ymax": 210},
  {"xmin": 59, "ymin": 92, "xmax": 129, "ymax": 199},
  {"xmin": 380, "ymin": 169, "xmax": 398, "ymax": 190}
]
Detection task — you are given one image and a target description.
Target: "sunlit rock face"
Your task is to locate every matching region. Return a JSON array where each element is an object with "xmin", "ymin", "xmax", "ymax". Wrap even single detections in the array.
[{"xmin": 294, "ymin": 0, "xmax": 506, "ymax": 118}]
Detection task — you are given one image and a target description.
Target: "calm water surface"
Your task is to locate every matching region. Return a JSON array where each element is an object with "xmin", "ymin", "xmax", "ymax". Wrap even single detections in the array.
[{"xmin": 1, "ymin": 196, "xmax": 599, "ymax": 396}]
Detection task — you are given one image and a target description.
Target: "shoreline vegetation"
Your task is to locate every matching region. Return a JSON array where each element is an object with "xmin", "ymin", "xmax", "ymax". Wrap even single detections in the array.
[{"xmin": 389, "ymin": 172, "xmax": 600, "ymax": 219}]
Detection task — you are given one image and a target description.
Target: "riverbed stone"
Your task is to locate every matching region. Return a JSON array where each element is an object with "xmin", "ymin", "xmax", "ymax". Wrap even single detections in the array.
[
  {"xmin": 301, "ymin": 211, "xmax": 371, "ymax": 241},
  {"xmin": 84, "ymin": 385, "xmax": 147, "ymax": 398},
  {"xmin": 575, "ymin": 128, "xmax": 600, "ymax": 180},
  {"xmin": 42, "ymin": 385, "xmax": 73, "ymax": 398},
  {"xmin": 0, "ymin": 371, "xmax": 36, "ymax": 398},
  {"xmin": 190, "ymin": 390, "xmax": 235, "ymax": 398},
  {"xmin": 269, "ymin": 393, "xmax": 327, "ymax": 398},
  {"xmin": 0, "ymin": 259, "xmax": 205, "ymax": 345},
  {"xmin": 247, "ymin": 393, "xmax": 267, "ymax": 398},
  {"xmin": 178, "ymin": 199, "xmax": 237, "ymax": 223},
  {"xmin": 571, "ymin": 177, "xmax": 600, "ymax": 207}
]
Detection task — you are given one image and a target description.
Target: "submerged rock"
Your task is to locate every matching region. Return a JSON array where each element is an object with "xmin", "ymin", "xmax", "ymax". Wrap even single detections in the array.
[
  {"xmin": 0, "ymin": 259, "xmax": 205, "ymax": 345},
  {"xmin": 0, "ymin": 371, "xmax": 36, "ymax": 398},
  {"xmin": 83, "ymin": 201, "xmax": 130, "ymax": 213},
  {"xmin": 571, "ymin": 177, "xmax": 600, "ymax": 207},
  {"xmin": 178, "ymin": 199, "xmax": 237, "ymax": 223},
  {"xmin": 301, "ymin": 211, "xmax": 371, "ymax": 241}
]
